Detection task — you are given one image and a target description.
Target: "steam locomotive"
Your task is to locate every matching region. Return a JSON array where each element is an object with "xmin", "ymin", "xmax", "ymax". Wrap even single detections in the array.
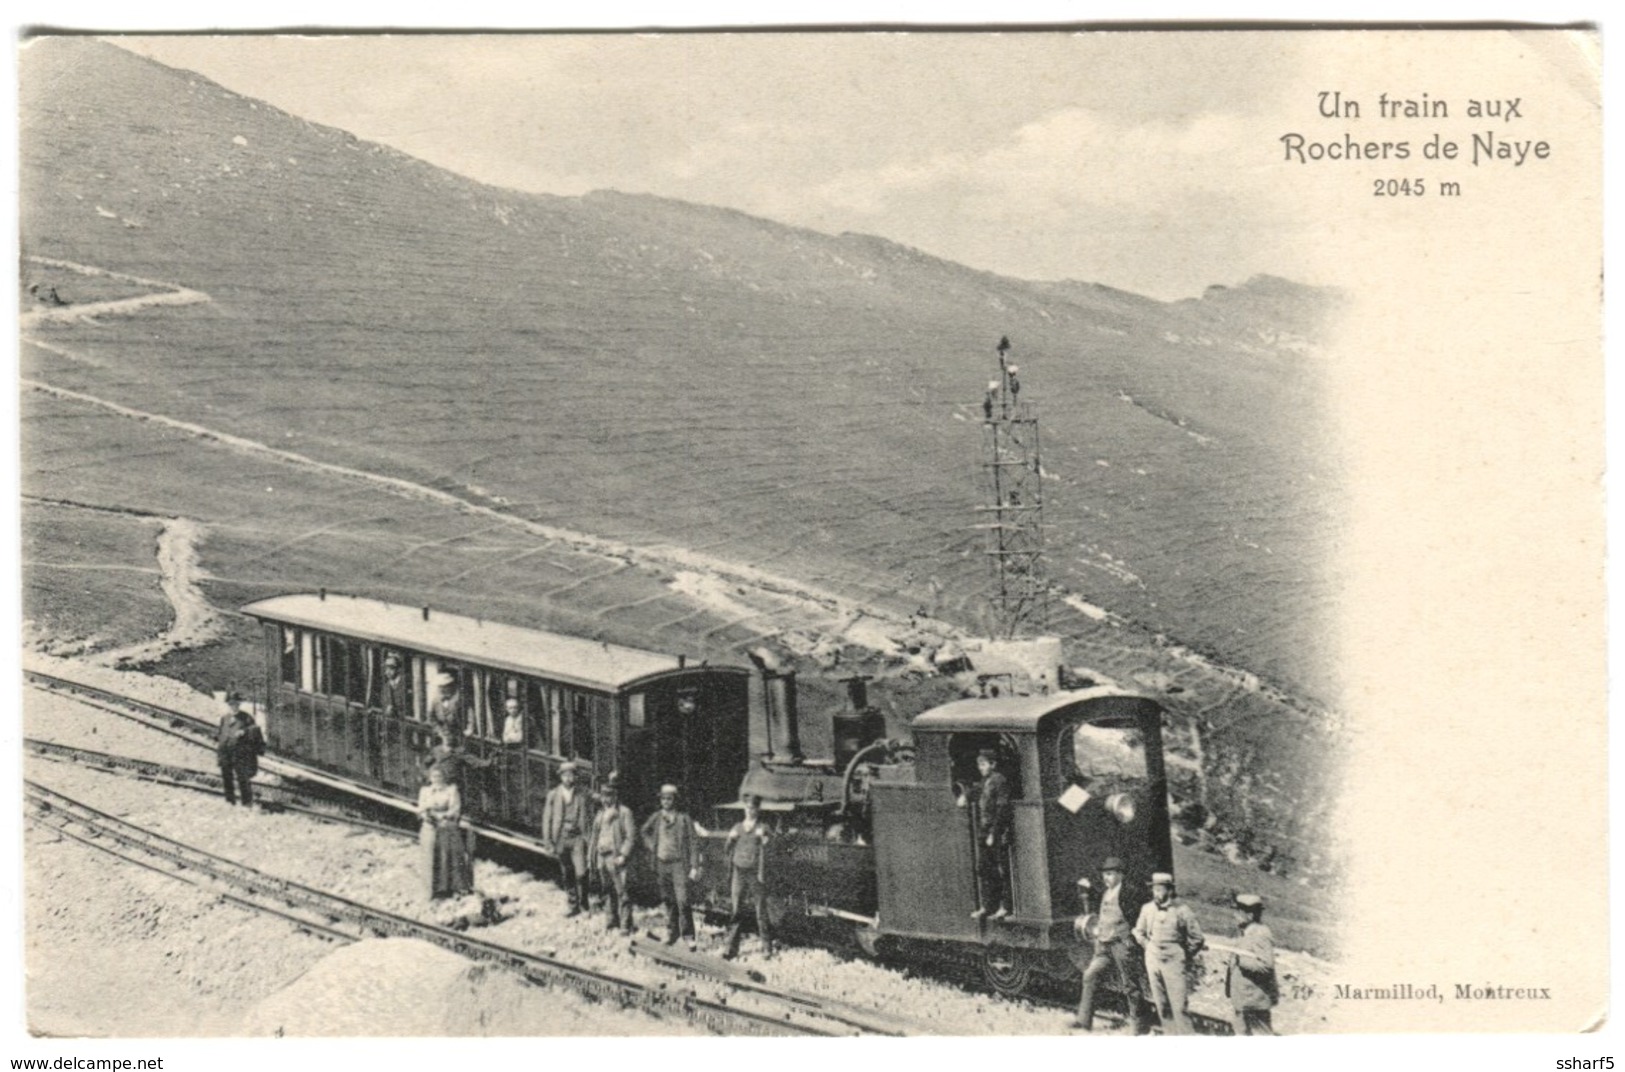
[{"xmin": 243, "ymin": 591, "xmax": 1173, "ymax": 995}]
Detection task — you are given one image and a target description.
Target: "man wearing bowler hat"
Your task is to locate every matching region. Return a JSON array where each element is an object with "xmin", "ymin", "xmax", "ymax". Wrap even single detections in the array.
[
  {"xmin": 1074, "ymin": 857, "xmax": 1147, "ymax": 1033},
  {"xmin": 641, "ymin": 783, "xmax": 701, "ymax": 946},
  {"xmin": 1225, "ymin": 893, "xmax": 1278, "ymax": 1035},
  {"xmin": 1133, "ymin": 871, "xmax": 1205, "ymax": 1034},
  {"xmin": 543, "ymin": 760, "xmax": 593, "ymax": 916}
]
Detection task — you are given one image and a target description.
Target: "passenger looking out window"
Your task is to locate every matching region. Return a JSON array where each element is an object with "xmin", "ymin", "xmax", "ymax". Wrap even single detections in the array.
[{"xmin": 380, "ymin": 652, "xmax": 412, "ymax": 720}]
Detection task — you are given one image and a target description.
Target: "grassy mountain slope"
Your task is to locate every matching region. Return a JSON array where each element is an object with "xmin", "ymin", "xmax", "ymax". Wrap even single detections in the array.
[{"xmin": 20, "ymin": 37, "xmax": 1346, "ymax": 875}]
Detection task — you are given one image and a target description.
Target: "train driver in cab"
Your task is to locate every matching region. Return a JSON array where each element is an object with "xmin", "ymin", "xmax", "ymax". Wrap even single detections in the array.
[{"xmin": 971, "ymin": 749, "xmax": 1013, "ymax": 921}]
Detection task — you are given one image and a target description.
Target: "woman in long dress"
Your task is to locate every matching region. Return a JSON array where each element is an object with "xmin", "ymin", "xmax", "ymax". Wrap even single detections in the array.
[{"xmin": 418, "ymin": 764, "xmax": 473, "ymax": 899}]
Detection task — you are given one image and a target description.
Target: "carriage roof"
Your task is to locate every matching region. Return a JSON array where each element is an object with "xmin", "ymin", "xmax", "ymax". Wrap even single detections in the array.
[
  {"xmin": 241, "ymin": 592, "xmax": 744, "ymax": 693},
  {"xmin": 909, "ymin": 688, "xmax": 1159, "ymax": 735}
]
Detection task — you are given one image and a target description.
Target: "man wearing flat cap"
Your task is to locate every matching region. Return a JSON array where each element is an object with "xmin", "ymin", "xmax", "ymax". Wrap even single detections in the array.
[
  {"xmin": 1074, "ymin": 857, "xmax": 1147, "ymax": 1033},
  {"xmin": 1225, "ymin": 893, "xmax": 1278, "ymax": 1035},
  {"xmin": 589, "ymin": 773, "xmax": 638, "ymax": 935},
  {"xmin": 216, "ymin": 691, "xmax": 265, "ymax": 807},
  {"xmin": 971, "ymin": 749, "xmax": 1013, "ymax": 920},
  {"xmin": 543, "ymin": 760, "xmax": 593, "ymax": 916},
  {"xmin": 641, "ymin": 783, "xmax": 702, "ymax": 946},
  {"xmin": 1132, "ymin": 872, "xmax": 1205, "ymax": 1034}
]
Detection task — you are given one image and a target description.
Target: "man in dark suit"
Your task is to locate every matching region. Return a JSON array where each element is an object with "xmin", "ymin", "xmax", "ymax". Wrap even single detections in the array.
[
  {"xmin": 216, "ymin": 692, "xmax": 265, "ymax": 807},
  {"xmin": 1074, "ymin": 857, "xmax": 1147, "ymax": 1033},
  {"xmin": 971, "ymin": 749, "xmax": 1013, "ymax": 920}
]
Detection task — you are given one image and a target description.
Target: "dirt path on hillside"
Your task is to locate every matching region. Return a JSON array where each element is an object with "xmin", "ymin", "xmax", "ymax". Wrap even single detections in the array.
[
  {"xmin": 88, "ymin": 516, "xmax": 224, "ymax": 668},
  {"xmin": 20, "ymin": 255, "xmax": 211, "ymax": 330},
  {"xmin": 22, "ymin": 373, "xmax": 960, "ymax": 671}
]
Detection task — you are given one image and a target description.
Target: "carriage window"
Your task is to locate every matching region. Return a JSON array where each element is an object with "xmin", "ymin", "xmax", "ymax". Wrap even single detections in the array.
[
  {"xmin": 572, "ymin": 693, "xmax": 594, "ymax": 763},
  {"xmin": 281, "ymin": 628, "xmax": 300, "ymax": 685},
  {"xmin": 321, "ymin": 637, "xmax": 362, "ymax": 702},
  {"xmin": 550, "ymin": 687, "xmax": 566, "ymax": 756},
  {"xmin": 378, "ymin": 649, "xmax": 413, "ymax": 718},
  {"xmin": 523, "ymin": 680, "xmax": 549, "ymax": 751},
  {"xmin": 472, "ymin": 670, "xmax": 513, "ymax": 740},
  {"xmin": 343, "ymin": 640, "xmax": 369, "ymax": 703},
  {"xmin": 628, "ymin": 692, "xmax": 646, "ymax": 728},
  {"xmin": 302, "ymin": 631, "xmax": 319, "ymax": 693}
]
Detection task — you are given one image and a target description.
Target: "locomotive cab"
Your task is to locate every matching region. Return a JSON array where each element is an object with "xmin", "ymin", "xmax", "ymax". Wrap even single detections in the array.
[{"xmin": 867, "ymin": 689, "xmax": 1172, "ymax": 993}]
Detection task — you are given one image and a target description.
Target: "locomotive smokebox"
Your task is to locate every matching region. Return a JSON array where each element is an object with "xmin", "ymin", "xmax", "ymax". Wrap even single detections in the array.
[{"xmin": 834, "ymin": 675, "xmax": 885, "ymax": 772}]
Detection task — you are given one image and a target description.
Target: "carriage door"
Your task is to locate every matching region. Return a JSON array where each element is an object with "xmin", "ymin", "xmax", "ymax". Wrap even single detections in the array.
[{"xmin": 629, "ymin": 681, "xmax": 707, "ymax": 814}]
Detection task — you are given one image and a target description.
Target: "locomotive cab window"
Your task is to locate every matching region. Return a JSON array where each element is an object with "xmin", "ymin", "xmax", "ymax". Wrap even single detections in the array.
[{"xmin": 1060, "ymin": 717, "xmax": 1149, "ymax": 823}]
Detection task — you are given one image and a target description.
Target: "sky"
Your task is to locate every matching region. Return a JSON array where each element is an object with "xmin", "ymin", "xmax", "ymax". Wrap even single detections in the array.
[{"xmin": 110, "ymin": 32, "xmax": 1324, "ymax": 300}]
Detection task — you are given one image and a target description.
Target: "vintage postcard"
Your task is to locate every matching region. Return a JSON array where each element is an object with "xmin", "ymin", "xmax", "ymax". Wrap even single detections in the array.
[{"xmin": 10, "ymin": 25, "xmax": 1605, "ymax": 1053}]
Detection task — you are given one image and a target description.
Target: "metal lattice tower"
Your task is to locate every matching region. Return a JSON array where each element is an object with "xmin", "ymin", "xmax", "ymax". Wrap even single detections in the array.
[{"xmin": 977, "ymin": 337, "xmax": 1048, "ymax": 638}]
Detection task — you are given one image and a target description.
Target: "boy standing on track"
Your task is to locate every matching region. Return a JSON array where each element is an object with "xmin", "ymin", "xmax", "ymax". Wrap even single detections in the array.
[
  {"xmin": 722, "ymin": 795, "xmax": 773, "ymax": 960},
  {"xmin": 216, "ymin": 691, "xmax": 265, "ymax": 807}
]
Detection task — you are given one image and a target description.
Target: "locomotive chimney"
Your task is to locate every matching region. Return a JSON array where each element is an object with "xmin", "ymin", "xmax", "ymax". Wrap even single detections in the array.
[
  {"xmin": 748, "ymin": 647, "xmax": 803, "ymax": 763},
  {"xmin": 773, "ymin": 670, "xmax": 802, "ymax": 762},
  {"xmin": 834, "ymin": 674, "xmax": 886, "ymax": 772}
]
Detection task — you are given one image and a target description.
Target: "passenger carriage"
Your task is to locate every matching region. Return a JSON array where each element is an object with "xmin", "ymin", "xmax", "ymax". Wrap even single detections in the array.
[{"xmin": 240, "ymin": 592, "xmax": 750, "ymax": 842}]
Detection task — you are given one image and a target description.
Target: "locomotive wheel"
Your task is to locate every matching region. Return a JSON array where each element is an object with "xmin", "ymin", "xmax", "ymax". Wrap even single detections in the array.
[{"xmin": 981, "ymin": 947, "xmax": 1034, "ymax": 998}]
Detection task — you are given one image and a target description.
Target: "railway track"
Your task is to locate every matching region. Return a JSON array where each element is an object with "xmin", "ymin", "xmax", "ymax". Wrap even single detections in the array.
[
  {"xmin": 23, "ymin": 736, "xmax": 413, "ymax": 839},
  {"xmin": 24, "ymin": 666, "xmax": 1232, "ymax": 1034},
  {"xmin": 23, "ymin": 779, "xmax": 906, "ymax": 1037},
  {"xmin": 26, "ymin": 668, "xmax": 216, "ymax": 744}
]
